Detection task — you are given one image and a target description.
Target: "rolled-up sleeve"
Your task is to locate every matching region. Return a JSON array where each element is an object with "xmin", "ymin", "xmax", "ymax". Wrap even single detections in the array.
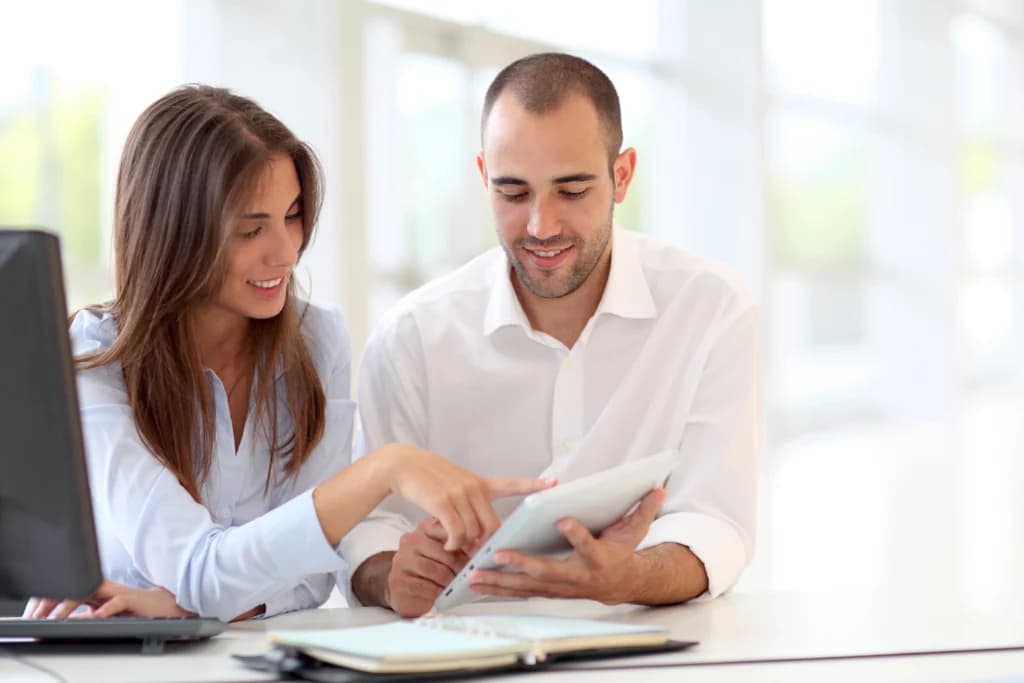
[
  {"xmin": 637, "ymin": 305, "xmax": 760, "ymax": 598},
  {"xmin": 337, "ymin": 319, "xmax": 425, "ymax": 604},
  {"xmin": 336, "ymin": 503, "xmax": 412, "ymax": 606}
]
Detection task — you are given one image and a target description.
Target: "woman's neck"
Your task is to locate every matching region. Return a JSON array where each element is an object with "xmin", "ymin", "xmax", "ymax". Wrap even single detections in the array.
[{"xmin": 190, "ymin": 304, "xmax": 252, "ymax": 374}]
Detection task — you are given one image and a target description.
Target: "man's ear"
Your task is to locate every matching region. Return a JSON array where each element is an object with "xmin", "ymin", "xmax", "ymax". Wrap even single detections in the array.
[
  {"xmin": 612, "ymin": 147, "xmax": 638, "ymax": 203},
  {"xmin": 476, "ymin": 152, "xmax": 489, "ymax": 188}
]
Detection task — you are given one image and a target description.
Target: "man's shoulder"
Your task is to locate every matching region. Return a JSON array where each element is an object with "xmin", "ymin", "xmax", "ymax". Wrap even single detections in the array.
[{"xmin": 628, "ymin": 230, "xmax": 756, "ymax": 314}]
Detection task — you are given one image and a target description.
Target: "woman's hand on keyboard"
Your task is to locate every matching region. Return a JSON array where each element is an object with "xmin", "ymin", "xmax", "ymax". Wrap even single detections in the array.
[
  {"xmin": 22, "ymin": 580, "xmax": 194, "ymax": 619},
  {"xmin": 84, "ymin": 580, "xmax": 194, "ymax": 618}
]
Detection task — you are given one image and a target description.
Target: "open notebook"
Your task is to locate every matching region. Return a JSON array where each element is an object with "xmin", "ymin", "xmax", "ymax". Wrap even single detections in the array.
[{"xmin": 248, "ymin": 615, "xmax": 696, "ymax": 677}]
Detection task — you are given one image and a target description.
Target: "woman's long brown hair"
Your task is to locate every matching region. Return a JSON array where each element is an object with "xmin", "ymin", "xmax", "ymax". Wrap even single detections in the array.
[{"xmin": 80, "ymin": 85, "xmax": 326, "ymax": 501}]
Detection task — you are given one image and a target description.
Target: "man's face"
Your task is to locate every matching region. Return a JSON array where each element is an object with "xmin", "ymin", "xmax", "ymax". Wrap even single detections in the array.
[{"xmin": 478, "ymin": 92, "xmax": 635, "ymax": 299}]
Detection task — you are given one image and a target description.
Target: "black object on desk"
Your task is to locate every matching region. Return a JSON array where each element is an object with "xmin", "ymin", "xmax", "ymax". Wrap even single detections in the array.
[
  {"xmin": 0, "ymin": 615, "xmax": 225, "ymax": 654},
  {"xmin": 0, "ymin": 228, "xmax": 101, "ymax": 601},
  {"xmin": 0, "ymin": 229, "xmax": 223, "ymax": 653}
]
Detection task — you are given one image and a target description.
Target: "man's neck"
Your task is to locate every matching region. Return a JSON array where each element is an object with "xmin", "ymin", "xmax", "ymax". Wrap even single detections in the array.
[{"xmin": 513, "ymin": 246, "xmax": 612, "ymax": 349}]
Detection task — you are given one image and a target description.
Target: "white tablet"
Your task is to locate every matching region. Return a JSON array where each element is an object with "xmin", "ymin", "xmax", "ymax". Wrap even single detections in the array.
[{"xmin": 432, "ymin": 450, "xmax": 678, "ymax": 612}]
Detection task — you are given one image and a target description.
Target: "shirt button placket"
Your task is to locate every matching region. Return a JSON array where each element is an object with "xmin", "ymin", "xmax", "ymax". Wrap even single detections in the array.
[
  {"xmin": 210, "ymin": 370, "xmax": 238, "ymax": 523},
  {"xmin": 551, "ymin": 349, "xmax": 584, "ymax": 460}
]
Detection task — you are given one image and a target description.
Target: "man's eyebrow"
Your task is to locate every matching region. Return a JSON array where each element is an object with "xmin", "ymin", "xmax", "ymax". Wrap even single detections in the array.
[
  {"xmin": 552, "ymin": 173, "xmax": 597, "ymax": 184},
  {"xmin": 490, "ymin": 176, "xmax": 528, "ymax": 186},
  {"xmin": 491, "ymin": 174, "xmax": 598, "ymax": 186}
]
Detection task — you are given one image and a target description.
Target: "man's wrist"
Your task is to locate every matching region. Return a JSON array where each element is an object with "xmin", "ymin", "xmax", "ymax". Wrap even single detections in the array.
[
  {"xmin": 626, "ymin": 543, "xmax": 710, "ymax": 605},
  {"xmin": 614, "ymin": 551, "xmax": 650, "ymax": 604},
  {"xmin": 352, "ymin": 551, "xmax": 396, "ymax": 608}
]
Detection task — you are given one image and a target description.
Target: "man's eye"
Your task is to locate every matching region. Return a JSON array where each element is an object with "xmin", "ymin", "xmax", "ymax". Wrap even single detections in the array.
[
  {"xmin": 500, "ymin": 192, "xmax": 528, "ymax": 202},
  {"xmin": 560, "ymin": 189, "xmax": 588, "ymax": 199}
]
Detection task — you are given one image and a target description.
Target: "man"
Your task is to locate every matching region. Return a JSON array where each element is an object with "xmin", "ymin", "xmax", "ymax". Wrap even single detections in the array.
[{"xmin": 341, "ymin": 53, "xmax": 759, "ymax": 617}]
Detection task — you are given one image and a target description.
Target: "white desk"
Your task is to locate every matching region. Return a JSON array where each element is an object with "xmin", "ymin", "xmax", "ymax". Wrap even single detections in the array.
[{"xmin": 3, "ymin": 591, "xmax": 1024, "ymax": 682}]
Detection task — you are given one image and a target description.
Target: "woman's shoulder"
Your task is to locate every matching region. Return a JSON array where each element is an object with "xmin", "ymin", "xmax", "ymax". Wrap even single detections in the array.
[
  {"xmin": 69, "ymin": 307, "xmax": 117, "ymax": 355},
  {"xmin": 295, "ymin": 299, "xmax": 351, "ymax": 376},
  {"xmin": 68, "ymin": 308, "xmax": 129, "ymax": 407}
]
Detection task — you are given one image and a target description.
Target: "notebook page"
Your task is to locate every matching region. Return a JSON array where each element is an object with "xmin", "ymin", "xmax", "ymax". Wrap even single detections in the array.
[
  {"xmin": 424, "ymin": 615, "xmax": 666, "ymax": 642},
  {"xmin": 270, "ymin": 622, "xmax": 524, "ymax": 663}
]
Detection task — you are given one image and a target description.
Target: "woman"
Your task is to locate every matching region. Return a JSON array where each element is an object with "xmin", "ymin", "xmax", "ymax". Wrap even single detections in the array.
[{"xmin": 24, "ymin": 85, "xmax": 549, "ymax": 621}]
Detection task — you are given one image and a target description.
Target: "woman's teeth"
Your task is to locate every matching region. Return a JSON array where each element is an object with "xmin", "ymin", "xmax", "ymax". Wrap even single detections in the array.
[{"xmin": 248, "ymin": 277, "xmax": 283, "ymax": 289}]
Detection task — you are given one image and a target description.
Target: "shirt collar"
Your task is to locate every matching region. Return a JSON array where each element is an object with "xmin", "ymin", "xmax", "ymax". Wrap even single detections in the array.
[
  {"xmin": 482, "ymin": 252, "xmax": 531, "ymax": 336},
  {"xmin": 594, "ymin": 227, "xmax": 657, "ymax": 321},
  {"xmin": 482, "ymin": 227, "xmax": 657, "ymax": 338}
]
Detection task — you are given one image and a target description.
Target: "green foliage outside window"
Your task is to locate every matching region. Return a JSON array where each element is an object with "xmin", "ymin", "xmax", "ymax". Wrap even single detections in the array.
[
  {"xmin": 961, "ymin": 134, "xmax": 998, "ymax": 195},
  {"xmin": 0, "ymin": 85, "xmax": 105, "ymax": 268},
  {"xmin": 772, "ymin": 142, "xmax": 870, "ymax": 270}
]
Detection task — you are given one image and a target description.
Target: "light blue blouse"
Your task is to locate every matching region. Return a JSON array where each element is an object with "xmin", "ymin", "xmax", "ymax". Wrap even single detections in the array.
[{"xmin": 69, "ymin": 302, "xmax": 356, "ymax": 620}]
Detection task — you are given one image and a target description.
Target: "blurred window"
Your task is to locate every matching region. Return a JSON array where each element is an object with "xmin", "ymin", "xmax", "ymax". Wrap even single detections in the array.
[{"xmin": 0, "ymin": 1, "xmax": 183, "ymax": 310}]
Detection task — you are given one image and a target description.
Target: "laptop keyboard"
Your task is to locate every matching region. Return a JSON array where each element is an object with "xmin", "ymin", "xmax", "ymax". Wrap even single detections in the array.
[{"xmin": 0, "ymin": 616, "xmax": 225, "ymax": 653}]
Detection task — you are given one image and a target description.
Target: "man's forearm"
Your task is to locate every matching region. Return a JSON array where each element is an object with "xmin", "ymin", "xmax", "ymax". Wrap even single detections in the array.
[
  {"xmin": 626, "ymin": 543, "xmax": 709, "ymax": 605},
  {"xmin": 351, "ymin": 552, "xmax": 396, "ymax": 608}
]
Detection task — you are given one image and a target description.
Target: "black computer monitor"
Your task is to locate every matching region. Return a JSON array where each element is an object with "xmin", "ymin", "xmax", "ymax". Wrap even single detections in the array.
[{"xmin": 0, "ymin": 228, "xmax": 102, "ymax": 601}]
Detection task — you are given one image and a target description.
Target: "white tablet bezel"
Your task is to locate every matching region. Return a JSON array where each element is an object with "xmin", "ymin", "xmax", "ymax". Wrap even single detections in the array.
[{"xmin": 432, "ymin": 450, "xmax": 678, "ymax": 612}]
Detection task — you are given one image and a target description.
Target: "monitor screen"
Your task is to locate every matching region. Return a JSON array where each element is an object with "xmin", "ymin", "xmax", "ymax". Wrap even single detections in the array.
[{"xmin": 0, "ymin": 228, "xmax": 102, "ymax": 600}]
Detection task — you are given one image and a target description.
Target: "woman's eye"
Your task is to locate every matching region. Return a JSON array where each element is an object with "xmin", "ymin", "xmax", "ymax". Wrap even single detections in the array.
[{"xmin": 240, "ymin": 226, "xmax": 262, "ymax": 239}]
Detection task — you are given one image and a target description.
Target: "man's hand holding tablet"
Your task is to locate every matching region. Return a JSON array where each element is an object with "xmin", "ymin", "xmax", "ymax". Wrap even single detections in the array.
[
  {"xmin": 465, "ymin": 487, "xmax": 666, "ymax": 603},
  {"xmin": 432, "ymin": 451, "xmax": 678, "ymax": 612}
]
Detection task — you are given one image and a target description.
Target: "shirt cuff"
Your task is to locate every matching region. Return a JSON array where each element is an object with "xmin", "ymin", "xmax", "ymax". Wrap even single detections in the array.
[
  {"xmin": 636, "ymin": 511, "xmax": 750, "ymax": 598},
  {"xmin": 261, "ymin": 588, "xmax": 305, "ymax": 619},
  {"xmin": 261, "ymin": 574, "xmax": 334, "ymax": 619},
  {"xmin": 262, "ymin": 488, "xmax": 346, "ymax": 578},
  {"xmin": 337, "ymin": 516, "xmax": 412, "ymax": 606}
]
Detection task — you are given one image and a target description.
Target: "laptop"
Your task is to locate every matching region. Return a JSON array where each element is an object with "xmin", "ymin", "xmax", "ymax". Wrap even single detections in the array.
[{"xmin": 0, "ymin": 229, "xmax": 224, "ymax": 652}]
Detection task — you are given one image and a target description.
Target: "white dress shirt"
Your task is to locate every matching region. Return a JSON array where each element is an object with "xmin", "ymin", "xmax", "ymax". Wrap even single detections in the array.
[
  {"xmin": 69, "ymin": 302, "xmax": 354, "ymax": 620},
  {"xmin": 342, "ymin": 227, "xmax": 761, "ymax": 601}
]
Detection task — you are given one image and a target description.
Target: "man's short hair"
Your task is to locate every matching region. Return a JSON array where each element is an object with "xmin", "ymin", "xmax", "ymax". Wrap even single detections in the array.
[{"xmin": 481, "ymin": 53, "xmax": 623, "ymax": 163}]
